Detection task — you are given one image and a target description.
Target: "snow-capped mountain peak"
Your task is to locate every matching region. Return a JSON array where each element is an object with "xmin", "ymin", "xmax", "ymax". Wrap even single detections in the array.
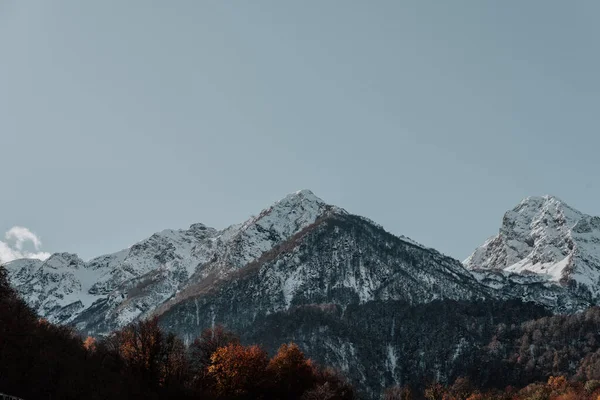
[
  {"xmin": 465, "ymin": 195, "xmax": 600, "ymax": 302},
  {"xmin": 238, "ymin": 189, "xmax": 335, "ymax": 235},
  {"xmin": 5, "ymin": 190, "xmax": 343, "ymax": 328},
  {"xmin": 43, "ymin": 253, "xmax": 86, "ymax": 270}
]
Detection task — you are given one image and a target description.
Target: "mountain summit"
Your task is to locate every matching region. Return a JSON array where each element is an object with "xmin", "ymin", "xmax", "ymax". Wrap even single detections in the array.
[{"xmin": 465, "ymin": 195, "xmax": 600, "ymax": 308}]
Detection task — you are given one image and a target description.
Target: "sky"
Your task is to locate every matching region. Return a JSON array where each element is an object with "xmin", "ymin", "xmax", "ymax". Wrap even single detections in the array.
[{"xmin": 1, "ymin": 1, "xmax": 599, "ymax": 263}]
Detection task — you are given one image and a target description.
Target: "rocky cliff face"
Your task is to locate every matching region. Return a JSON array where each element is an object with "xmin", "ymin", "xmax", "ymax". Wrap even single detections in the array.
[{"xmin": 465, "ymin": 195, "xmax": 600, "ymax": 311}]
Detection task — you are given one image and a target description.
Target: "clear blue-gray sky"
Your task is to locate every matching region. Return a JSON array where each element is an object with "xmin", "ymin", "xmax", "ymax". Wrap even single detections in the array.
[{"xmin": 1, "ymin": 1, "xmax": 599, "ymax": 262}]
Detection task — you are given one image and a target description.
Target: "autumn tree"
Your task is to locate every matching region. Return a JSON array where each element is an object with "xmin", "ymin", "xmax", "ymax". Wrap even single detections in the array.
[
  {"xmin": 113, "ymin": 316, "xmax": 164, "ymax": 387},
  {"xmin": 208, "ymin": 343, "xmax": 270, "ymax": 399},
  {"xmin": 189, "ymin": 325, "xmax": 239, "ymax": 368},
  {"xmin": 266, "ymin": 343, "xmax": 315, "ymax": 399},
  {"xmin": 83, "ymin": 336, "xmax": 97, "ymax": 352}
]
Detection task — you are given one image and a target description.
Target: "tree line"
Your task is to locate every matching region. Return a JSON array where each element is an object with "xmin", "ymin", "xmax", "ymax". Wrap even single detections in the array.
[{"xmin": 0, "ymin": 266, "xmax": 354, "ymax": 400}]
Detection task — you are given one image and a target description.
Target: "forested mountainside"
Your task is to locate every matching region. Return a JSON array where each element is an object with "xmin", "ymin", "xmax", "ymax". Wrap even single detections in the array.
[
  {"xmin": 8, "ymin": 263, "xmax": 600, "ymax": 399},
  {"xmin": 166, "ymin": 298, "xmax": 550, "ymax": 397}
]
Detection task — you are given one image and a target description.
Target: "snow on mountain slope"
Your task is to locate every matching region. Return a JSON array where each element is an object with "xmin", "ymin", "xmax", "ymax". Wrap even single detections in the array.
[
  {"xmin": 95, "ymin": 189, "xmax": 339, "ymax": 331},
  {"xmin": 159, "ymin": 211, "xmax": 489, "ymax": 342},
  {"xmin": 465, "ymin": 195, "xmax": 600, "ymax": 306},
  {"xmin": 5, "ymin": 253, "xmax": 109, "ymax": 322},
  {"xmin": 6, "ymin": 190, "xmax": 340, "ymax": 331},
  {"xmin": 194, "ymin": 189, "xmax": 339, "ymax": 277},
  {"xmin": 18, "ymin": 190, "xmax": 600, "ymax": 337}
]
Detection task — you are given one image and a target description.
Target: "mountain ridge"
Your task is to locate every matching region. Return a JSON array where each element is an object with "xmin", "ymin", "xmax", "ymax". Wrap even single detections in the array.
[
  {"xmin": 6, "ymin": 190, "xmax": 600, "ymax": 397},
  {"xmin": 7, "ymin": 191, "xmax": 600, "ymax": 332},
  {"xmin": 3, "ymin": 190, "xmax": 354, "ymax": 330}
]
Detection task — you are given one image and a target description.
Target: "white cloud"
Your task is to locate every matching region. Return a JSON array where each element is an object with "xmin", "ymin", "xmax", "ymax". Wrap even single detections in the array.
[
  {"xmin": 0, "ymin": 226, "xmax": 51, "ymax": 264},
  {"xmin": 6, "ymin": 226, "xmax": 43, "ymax": 251}
]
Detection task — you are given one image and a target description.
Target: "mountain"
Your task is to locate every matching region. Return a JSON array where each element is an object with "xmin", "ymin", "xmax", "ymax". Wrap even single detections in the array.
[
  {"xmin": 5, "ymin": 190, "xmax": 493, "ymax": 337},
  {"xmin": 7, "ymin": 190, "xmax": 600, "ymax": 396},
  {"xmin": 156, "ymin": 210, "xmax": 488, "ymax": 338},
  {"xmin": 4, "ymin": 190, "xmax": 498, "ymax": 394},
  {"xmin": 465, "ymin": 195, "xmax": 600, "ymax": 311},
  {"xmin": 153, "ymin": 210, "xmax": 512, "ymax": 397},
  {"xmin": 5, "ymin": 190, "xmax": 329, "ymax": 326}
]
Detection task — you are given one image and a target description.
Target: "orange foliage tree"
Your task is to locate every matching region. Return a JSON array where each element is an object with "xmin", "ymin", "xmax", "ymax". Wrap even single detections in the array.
[
  {"xmin": 188, "ymin": 324, "xmax": 240, "ymax": 383},
  {"xmin": 114, "ymin": 316, "xmax": 164, "ymax": 383},
  {"xmin": 266, "ymin": 343, "xmax": 315, "ymax": 399},
  {"xmin": 208, "ymin": 343, "xmax": 270, "ymax": 399}
]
